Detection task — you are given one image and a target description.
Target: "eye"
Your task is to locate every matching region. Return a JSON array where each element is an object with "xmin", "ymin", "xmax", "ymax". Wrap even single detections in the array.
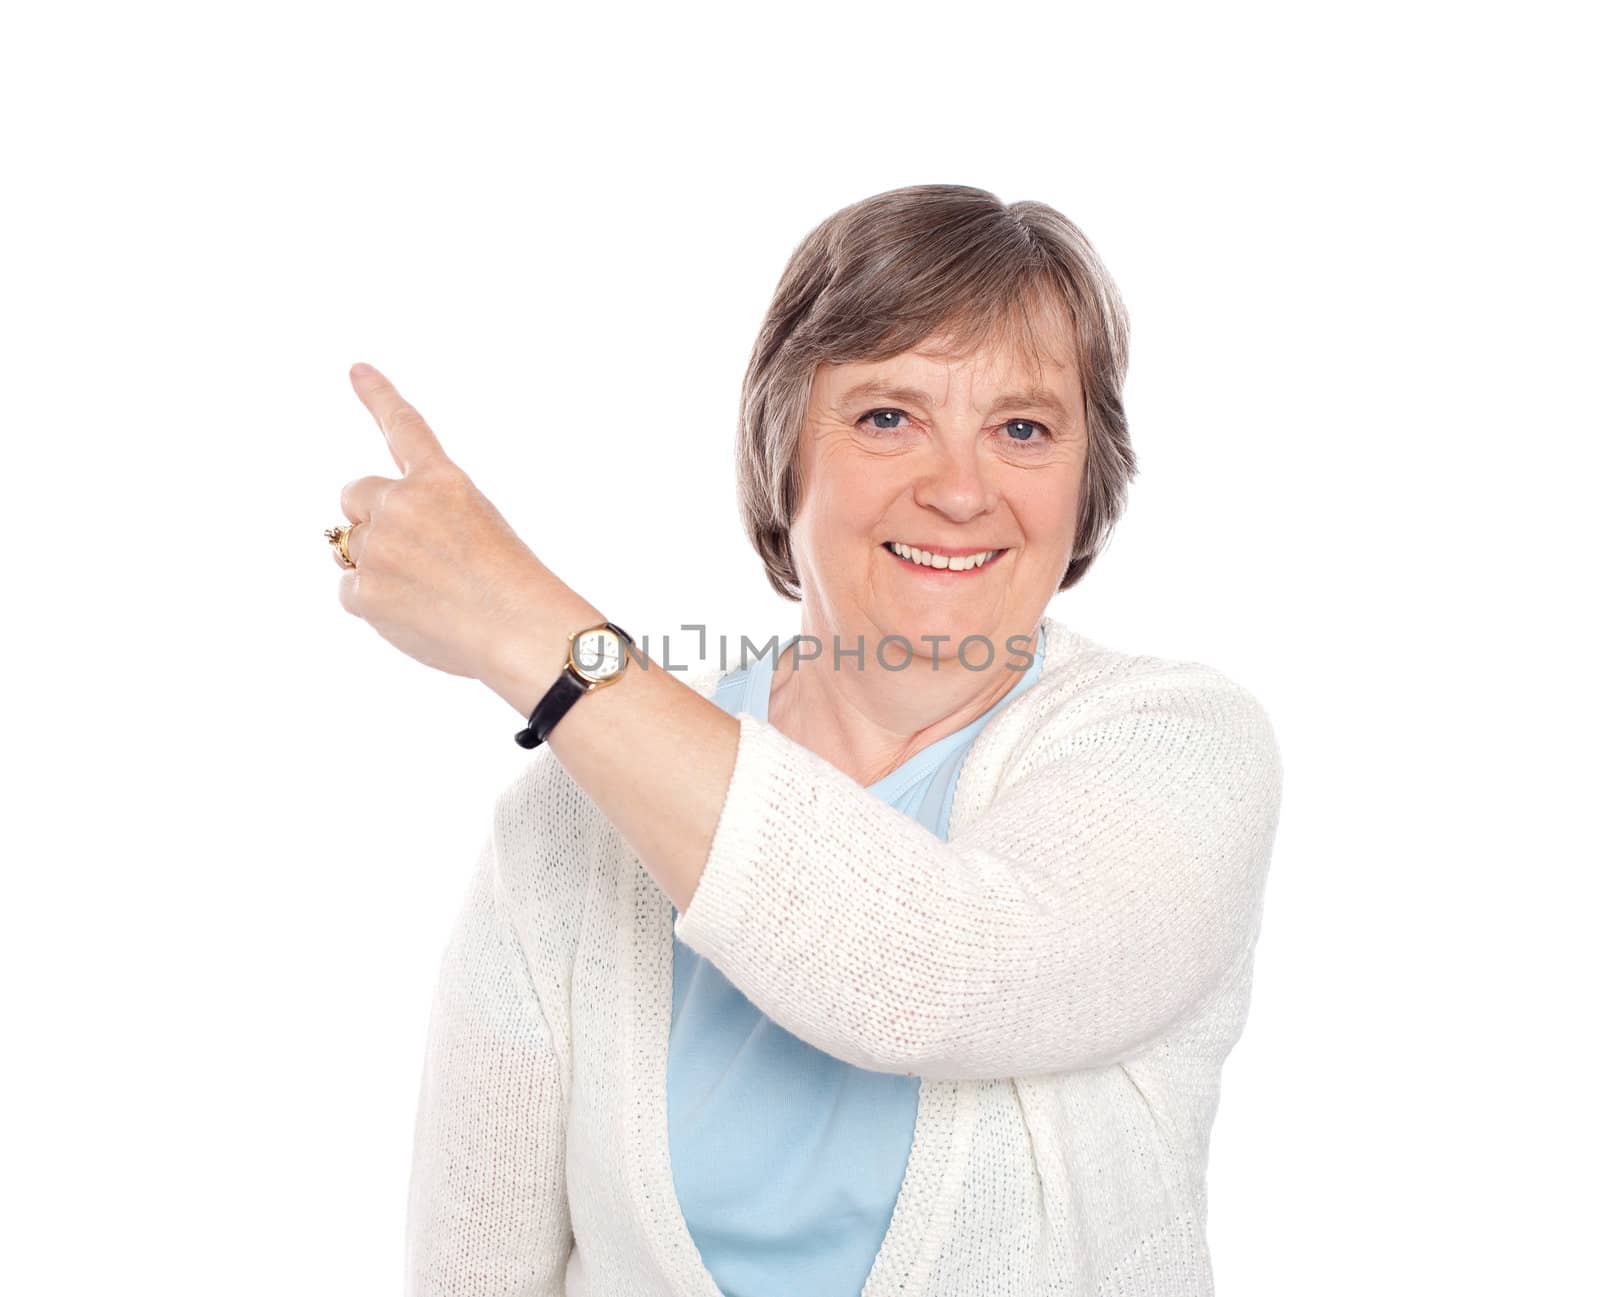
[
  {"xmin": 1003, "ymin": 418, "xmax": 1052, "ymax": 445},
  {"xmin": 855, "ymin": 409, "xmax": 1054, "ymax": 445},
  {"xmin": 857, "ymin": 408, "xmax": 910, "ymax": 432}
]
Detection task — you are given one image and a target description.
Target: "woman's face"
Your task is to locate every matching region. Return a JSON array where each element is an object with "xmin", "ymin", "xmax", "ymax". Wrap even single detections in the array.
[{"xmin": 789, "ymin": 314, "xmax": 1086, "ymax": 667}]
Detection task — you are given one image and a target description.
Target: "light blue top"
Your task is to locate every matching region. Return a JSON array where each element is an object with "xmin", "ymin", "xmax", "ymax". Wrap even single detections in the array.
[{"xmin": 667, "ymin": 628, "xmax": 1047, "ymax": 1297}]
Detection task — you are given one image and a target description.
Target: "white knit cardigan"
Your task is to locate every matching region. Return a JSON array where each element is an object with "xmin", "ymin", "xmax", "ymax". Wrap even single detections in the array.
[{"xmin": 404, "ymin": 615, "xmax": 1284, "ymax": 1296}]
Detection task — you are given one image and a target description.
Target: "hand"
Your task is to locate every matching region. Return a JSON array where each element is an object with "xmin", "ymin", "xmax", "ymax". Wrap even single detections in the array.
[{"xmin": 334, "ymin": 362, "xmax": 573, "ymax": 690}]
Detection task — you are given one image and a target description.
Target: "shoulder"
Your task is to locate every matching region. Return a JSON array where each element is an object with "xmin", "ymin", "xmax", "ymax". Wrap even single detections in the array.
[
  {"xmin": 1027, "ymin": 616, "xmax": 1283, "ymax": 797},
  {"xmin": 485, "ymin": 748, "xmax": 595, "ymax": 964},
  {"xmin": 488, "ymin": 659, "xmax": 729, "ymax": 916}
]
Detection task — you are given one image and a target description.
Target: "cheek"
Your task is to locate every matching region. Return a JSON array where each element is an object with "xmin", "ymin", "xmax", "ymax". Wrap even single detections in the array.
[
  {"xmin": 810, "ymin": 466, "xmax": 886, "ymax": 536},
  {"xmin": 1012, "ymin": 467, "xmax": 1081, "ymax": 539}
]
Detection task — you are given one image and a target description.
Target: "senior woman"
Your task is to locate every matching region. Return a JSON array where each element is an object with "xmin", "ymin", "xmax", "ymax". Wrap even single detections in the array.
[{"xmin": 332, "ymin": 184, "xmax": 1282, "ymax": 1297}]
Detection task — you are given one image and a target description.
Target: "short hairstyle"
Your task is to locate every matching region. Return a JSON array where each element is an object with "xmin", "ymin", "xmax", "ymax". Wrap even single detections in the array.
[{"xmin": 735, "ymin": 183, "xmax": 1136, "ymax": 601}]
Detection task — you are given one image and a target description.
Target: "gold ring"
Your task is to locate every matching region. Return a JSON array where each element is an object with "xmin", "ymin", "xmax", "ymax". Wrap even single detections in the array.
[{"xmin": 325, "ymin": 523, "xmax": 356, "ymax": 569}]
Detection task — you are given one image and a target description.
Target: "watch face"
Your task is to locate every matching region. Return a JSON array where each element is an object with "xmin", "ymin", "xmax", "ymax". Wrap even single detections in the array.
[{"xmin": 571, "ymin": 628, "xmax": 625, "ymax": 682}]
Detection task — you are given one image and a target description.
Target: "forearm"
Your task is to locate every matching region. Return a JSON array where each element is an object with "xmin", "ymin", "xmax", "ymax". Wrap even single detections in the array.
[{"xmin": 479, "ymin": 575, "xmax": 737, "ymax": 915}]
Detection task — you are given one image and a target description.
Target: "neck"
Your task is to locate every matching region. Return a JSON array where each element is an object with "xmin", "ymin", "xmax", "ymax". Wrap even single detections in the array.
[{"xmin": 766, "ymin": 616, "xmax": 1042, "ymax": 787}]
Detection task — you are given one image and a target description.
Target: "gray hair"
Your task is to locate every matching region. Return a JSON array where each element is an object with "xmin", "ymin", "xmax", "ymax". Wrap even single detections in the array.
[{"xmin": 736, "ymin": 183, "xmax": 1136, "ymax": 601}]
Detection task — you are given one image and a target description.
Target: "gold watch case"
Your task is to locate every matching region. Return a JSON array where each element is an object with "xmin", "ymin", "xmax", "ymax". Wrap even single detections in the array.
[{"xmin": 567, "ymin": 622, "xmax": 630, "ymax": 688}]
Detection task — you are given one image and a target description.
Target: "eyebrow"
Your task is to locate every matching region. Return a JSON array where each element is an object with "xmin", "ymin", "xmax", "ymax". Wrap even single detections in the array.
[{"xmin": 835, "ymin": 381, "xmax": 1072, "ymax": 423}]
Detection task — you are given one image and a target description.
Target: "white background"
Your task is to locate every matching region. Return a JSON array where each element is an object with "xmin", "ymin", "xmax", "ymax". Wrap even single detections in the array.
[{"xmin": 3, "ymin": 2, "xmax": 1593, "ymax": 1292}]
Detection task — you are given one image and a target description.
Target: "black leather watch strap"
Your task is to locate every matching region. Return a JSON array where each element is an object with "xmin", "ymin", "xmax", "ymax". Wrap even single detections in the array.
[
  {"xmin": 514, "ymin": 667, "xmax": 588, "ymax": 749},
  {"xmin": 513, "ymin": 621, "xmax": 633, "ymax": 750}
]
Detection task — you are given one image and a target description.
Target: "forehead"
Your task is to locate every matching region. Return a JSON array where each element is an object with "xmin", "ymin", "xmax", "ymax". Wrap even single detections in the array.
[{"xmin": 817, "ymin": 318, "xmax": 1081, "ymax": 421}]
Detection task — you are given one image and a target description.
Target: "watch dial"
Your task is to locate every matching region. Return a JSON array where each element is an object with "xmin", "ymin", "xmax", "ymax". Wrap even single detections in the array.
[{"xmin": 574, "ymin": 629, "xmax": 622, "ymax": 680}]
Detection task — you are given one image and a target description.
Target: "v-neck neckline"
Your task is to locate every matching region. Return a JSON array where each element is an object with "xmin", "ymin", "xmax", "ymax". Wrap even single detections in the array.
[
  {"xmin": 624, "ymin": 619, "xmax": 1066, "ymax": 1295},
  {"xmin": 749, "ymin": 630, "xmax": 1045, "ymax": 804}
]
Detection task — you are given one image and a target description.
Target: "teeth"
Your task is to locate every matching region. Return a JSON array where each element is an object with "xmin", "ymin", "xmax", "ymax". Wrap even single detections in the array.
[{"xmin": 888, "ymin": 542, "xmax": 1001, "ymax": 571}]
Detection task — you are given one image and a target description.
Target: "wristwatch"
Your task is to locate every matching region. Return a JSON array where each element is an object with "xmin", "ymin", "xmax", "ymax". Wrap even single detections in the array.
[{"xmin": 514, "ymin": 619, "xmax": 634, "ymax": 749}]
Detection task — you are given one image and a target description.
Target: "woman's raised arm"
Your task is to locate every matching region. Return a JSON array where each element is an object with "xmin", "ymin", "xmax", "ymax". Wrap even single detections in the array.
[{"xmin": 332, "ymin": 364, "xmax": 1282, "ymax": 1083}]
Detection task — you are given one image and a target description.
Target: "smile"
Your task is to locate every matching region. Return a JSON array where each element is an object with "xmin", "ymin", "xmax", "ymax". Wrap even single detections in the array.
[{"xmin": 882, "ymin": 541, "xmax": 1008, "ymax": 573}]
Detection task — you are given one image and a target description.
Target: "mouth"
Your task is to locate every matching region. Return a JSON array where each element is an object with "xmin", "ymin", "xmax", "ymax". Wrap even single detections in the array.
[{"xmin": 881, "ymin": 541, "xmax": 1009, "ymax": 574}]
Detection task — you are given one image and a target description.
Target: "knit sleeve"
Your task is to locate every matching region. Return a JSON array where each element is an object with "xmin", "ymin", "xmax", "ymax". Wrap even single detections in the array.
[
  {"xmin": 671, "ymin": 667, "xmax": 1283, "ymax": 1081},
  {"xmin": 404, "ymin": 829, "xmax": 573, "ymax": 1295}
]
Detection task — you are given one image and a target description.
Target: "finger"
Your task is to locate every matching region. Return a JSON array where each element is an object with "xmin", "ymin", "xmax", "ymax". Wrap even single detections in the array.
[
  {"xmin": 338, "ymin": 566, "xmax": 361, "ymax": 615},
  {"xmin": 349, "ymin": 363, "xmax": 447, "ymax": 475},
  {"xmin": 340, "ymin": 473, "xmax": 398, "ymax": 524}
]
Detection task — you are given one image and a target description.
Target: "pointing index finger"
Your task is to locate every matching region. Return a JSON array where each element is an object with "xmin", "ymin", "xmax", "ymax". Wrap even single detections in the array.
[{"xmin": 349, "ymin": 362, "xmax": 446, "ymax": 475}]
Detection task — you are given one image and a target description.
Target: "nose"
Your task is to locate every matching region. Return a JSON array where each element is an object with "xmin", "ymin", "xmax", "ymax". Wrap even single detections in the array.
[{"xmin": 912, "ymin": 434, "xmax": 997, "ymax": 523}]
